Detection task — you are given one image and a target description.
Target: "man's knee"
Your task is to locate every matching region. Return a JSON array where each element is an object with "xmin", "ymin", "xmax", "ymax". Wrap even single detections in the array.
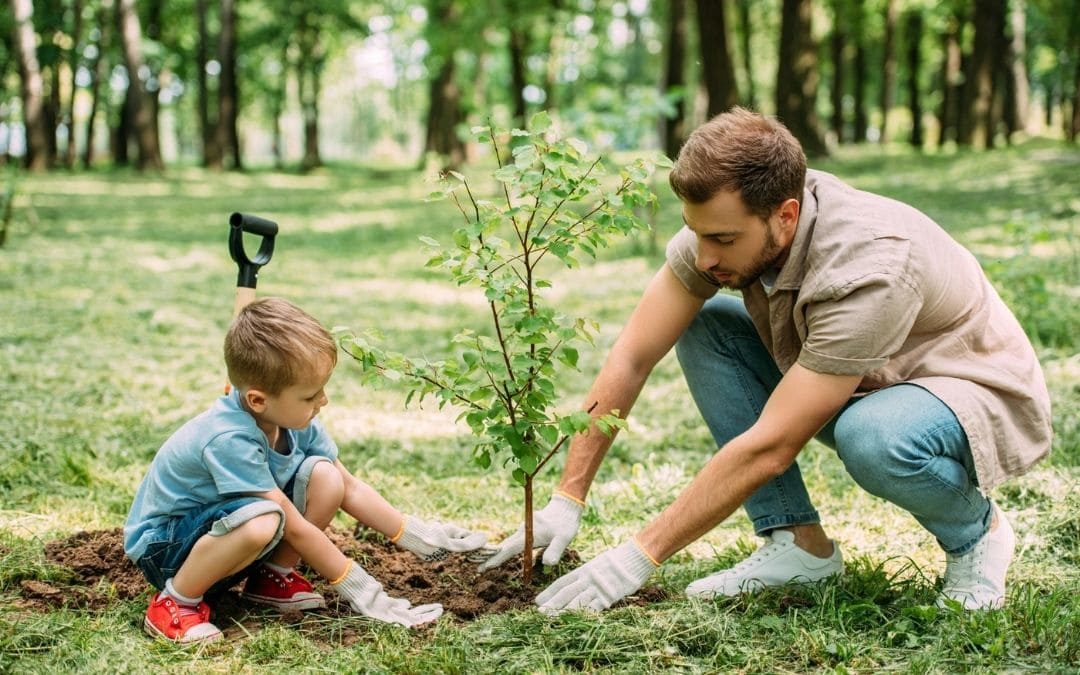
[{"xmin": 676, "ymin": 295, "xmax": 754, "ymax": 361}]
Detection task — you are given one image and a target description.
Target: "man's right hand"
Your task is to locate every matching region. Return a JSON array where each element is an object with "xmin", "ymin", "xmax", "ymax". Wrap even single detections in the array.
[{"xmin": 477, "ymin": 492, "xmax": 584, "ymax": 572}]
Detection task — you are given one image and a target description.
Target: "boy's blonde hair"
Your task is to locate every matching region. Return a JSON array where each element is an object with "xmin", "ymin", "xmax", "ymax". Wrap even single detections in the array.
[{"xmin": 224, "ymin": 297, "xmax": 337, "ymax": 394}]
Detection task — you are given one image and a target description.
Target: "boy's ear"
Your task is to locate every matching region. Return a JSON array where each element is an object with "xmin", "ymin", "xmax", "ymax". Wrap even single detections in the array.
[{"xmin": 243, "ymin": 388, "xmax": 269, "ymax": 413}]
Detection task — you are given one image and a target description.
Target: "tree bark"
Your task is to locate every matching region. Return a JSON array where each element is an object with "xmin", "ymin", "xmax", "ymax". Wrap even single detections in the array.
[
  {"xmin": 829, "ymin": 22, "xmax": 846, "ymax": 143},
  {"xmin": 878, "ymin": 0, "xmax": 897, "ymax": 143},
  {"xmin": 1071, "ymin": 40, "xmax": 1080, "ymax": 142},
  {"xmin": 83, "ymin": 0, "xmax": 112, "ymax": 168},
  {"xmin": 776, "ymin": 0, "xmax": 827, "ymax": 156},
  {"xmin": 423, "ymin": 56, "xmax": 465, "ymax": 170},
  {"xmin": 660, "ymin": 0, "xmax": 688, "ymax": 159},
  {"xmin": 10, "ymin": 0, "xmax": 49, "ymax": 171},
  {"xmin": 905, "ymin": 10, "xmax": 923, "ymax": 148},
  {"xmin": 852, "ymin": 0, "xmax": 867, "ymax": 142},
  {"xmin": 196, "ymin": 0, "xmax": 218, "ymax": 167},
  {"xmin": 64, "ymin": 0, "xmax": 83, "ymax": 168},
  {"xmin": 695, "ymin": 0, "xmax": 739, "ymax": 118},
  {"xmin": 508, "ymin": 26, "xmax": 528, "ymax": 128},
  {"xmin": 937, "ymin": 12, "xmax": 962, "ymax": 147},
  {"xmin": 117, "ymin": 0, "xmax": 163, "ymax": 170},
  {"xmin": 215, "ymin": 0, "xmax": 241, "ymax": 169},
  {"xmin": 736, "ymin": 0, "xmax": 756, "ymax": 110},
  {"xmin": 1003, "ymin": 0, "xmax": 1029, "ymax": 137},
  {"xmin": 961, "ymin": 0, "xmax": 1006, "ymax": 148}
]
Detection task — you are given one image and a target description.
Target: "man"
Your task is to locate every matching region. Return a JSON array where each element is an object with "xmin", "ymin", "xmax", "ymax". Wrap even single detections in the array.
[{"xmin": 479, "ymin": 108, "xmax": 1051, "ymax": 613}]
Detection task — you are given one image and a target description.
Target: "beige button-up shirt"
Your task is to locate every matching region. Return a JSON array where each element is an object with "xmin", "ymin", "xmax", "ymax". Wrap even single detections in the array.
[{"xmin": 666, "ymin": 169, "xmax": 1051, "ymax": 489}]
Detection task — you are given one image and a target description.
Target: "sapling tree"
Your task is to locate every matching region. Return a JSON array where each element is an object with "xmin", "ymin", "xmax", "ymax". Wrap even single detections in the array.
[{"xmin": 339, "ymin": 112, "xmax": 669, "ymax": 583}]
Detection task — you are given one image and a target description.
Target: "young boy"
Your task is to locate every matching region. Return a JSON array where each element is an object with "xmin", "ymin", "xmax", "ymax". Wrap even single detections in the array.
[{"xmin": 124, "ymin": 297, "xmax": 487, "ymax": 642}]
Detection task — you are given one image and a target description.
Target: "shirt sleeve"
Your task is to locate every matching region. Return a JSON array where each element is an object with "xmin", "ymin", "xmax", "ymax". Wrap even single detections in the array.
[
  {"xmin": 202, "ymin": 433, "xmax": 277, "ymax": 495},
  {"xmin": 798, "ymin": 272, "xmax": 922, "ymax": 376},
  {"xmin": 298, "ymin": 418, "xmax": 339, "ymax": 461},
  {"xmin": 665, "ymin": 226, "xmax": 720, "ymax": 299}
]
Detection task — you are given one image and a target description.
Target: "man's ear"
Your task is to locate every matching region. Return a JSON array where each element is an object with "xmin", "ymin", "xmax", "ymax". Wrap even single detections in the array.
[
  {"xmin": 775, "ymin": 197, "xmax": 800, "ymax": 241},
  {"xmin": 243, "ymin": 387, "xmax": 269, "ymax": 413}
]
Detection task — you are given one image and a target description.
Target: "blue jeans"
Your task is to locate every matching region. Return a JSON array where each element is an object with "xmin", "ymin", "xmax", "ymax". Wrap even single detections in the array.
[{"xmin": 675, "ymin": 294, "xmax": 992, "ymax": 555}]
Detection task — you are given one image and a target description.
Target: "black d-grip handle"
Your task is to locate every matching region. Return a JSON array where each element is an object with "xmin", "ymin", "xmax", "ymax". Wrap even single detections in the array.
[{"xmin": 229, "ymin": 212, "xmax": 278, "ymax": 288}]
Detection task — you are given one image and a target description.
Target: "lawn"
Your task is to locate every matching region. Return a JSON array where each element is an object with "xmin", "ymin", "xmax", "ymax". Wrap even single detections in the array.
[{"xmin": 1, "ymin": 139, "xmax": 1078, "ymax": 672}]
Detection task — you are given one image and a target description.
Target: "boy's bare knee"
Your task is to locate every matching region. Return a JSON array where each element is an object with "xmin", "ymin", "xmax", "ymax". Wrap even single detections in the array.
[
  {"xmin": 309, "ymin": 460, "xmax": 345, "ymax": 503},
  {"xmin": 239, "ymin": 512, "xmax": 283, "ymax": 548}
]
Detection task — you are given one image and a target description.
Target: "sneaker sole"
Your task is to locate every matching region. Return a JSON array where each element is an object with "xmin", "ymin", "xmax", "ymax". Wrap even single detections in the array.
[
  {"xmin": 242, "ymin": 593, "xmax": 327, "ymax": 611},
  {"xmin": 143, "ymin": 616, "xmax": 223, "ymax": 643}
]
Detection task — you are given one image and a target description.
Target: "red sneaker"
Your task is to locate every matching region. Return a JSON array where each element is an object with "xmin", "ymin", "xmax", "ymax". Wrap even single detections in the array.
[
  {"xmin": 143, "ymin": 592, "xmax": 222, "ymax": 643},
  {"xmin": 242, "ymin": 565, "xmax": 326, "ymax": 611}
]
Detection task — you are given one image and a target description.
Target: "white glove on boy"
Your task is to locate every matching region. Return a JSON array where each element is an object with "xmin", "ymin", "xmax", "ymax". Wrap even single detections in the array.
[
  {"xmin": 332, "ymin": 562, "xmax": 443, "ymax": 627},
  {"xmin": 393, "ymin": 515, "xmax": 488, "ymax": 561}
]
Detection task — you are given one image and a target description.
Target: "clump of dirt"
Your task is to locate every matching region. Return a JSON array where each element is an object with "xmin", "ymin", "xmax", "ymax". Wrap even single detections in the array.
[{"xmin": 18, "ymin": 527, "xmax": 669, "ymax": 626}]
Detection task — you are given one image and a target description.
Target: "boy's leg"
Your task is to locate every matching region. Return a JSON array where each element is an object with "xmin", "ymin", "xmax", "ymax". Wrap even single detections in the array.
[
  {"xmin": 171, "ymin": 511, "xmax": 284, "ymax": 597},
  {"xmin": 676, "ymin": 295, "xmax": 842, "ymax": 598},
  {"xmin": 822, "ymin": 384, "xmax": 1014, "ymax": 609},
  {"xmin": 243, "ymin": 457, "xmax": 343, "ymax": 611}
]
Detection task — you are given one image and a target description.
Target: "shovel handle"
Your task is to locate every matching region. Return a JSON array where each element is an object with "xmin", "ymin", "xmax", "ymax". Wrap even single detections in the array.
[{"xmin": 229, "ymin": 212, "xmax": 278, "ymax": 289}]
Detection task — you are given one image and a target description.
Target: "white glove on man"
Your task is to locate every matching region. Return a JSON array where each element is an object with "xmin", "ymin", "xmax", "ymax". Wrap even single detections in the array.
[
  {"xmin": 477, "ymin": 492, "xmax": 583, "ymax": 572},
  {"xmin": 331, "ymin": 561, "xmax": 444, "ymax": 627},
  {"xmin": 534, "ymin": 539, "xmax": 658, "ymax": 614},
  {"xmin": 393, "ymin": 515, "xmax": 488, "ymax": 561}
]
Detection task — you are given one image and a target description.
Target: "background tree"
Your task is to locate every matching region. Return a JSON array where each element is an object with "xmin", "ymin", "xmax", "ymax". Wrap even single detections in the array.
[
  {"xmin": 116, "ymin": 0, "xmax": 163, "ymax": 169},
  {"xmin": 776, "ymin": 0, "xmax": 827, "ymax": 155},
  {"xmin": 695, "ymin": 0, "xmax": 739, "ymax": 118},
  {"xmin": 878, "ymin": 0, "xmax": 897, "ymax": 143},
  {"xmin": 660, "ymin": 0, "xmax": 688, "ymax": 159},
  {"xmin": 10, "ymin": 0, "xmax": 49, "ymax": 170}
]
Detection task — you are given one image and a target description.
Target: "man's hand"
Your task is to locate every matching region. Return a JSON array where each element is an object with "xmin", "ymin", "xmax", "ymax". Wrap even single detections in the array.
[
  {"xmin": 331, "ymin": 561, "xmax": 443, "ymax": 627},
  {"xmin": 477, "ymin": 493, "xmax": 583, "ymax": 572},
  {"xmin": 394, "ymin": 515, "xmax": 488, "ymax": 561},
  {"xmin": 534, "ymin": 539, "xmax": 658, "ymax": 614}
]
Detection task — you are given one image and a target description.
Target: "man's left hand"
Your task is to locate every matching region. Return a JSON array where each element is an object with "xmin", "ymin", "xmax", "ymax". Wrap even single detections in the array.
[{"xmin": 535, "ymin": 539, "xmax": 658, "ymax": 614}]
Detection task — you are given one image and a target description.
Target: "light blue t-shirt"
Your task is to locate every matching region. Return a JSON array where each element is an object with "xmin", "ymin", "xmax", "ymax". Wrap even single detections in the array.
[{"xmin": 123, "ymin": 389, "xmax": 338, "ymax": 561}]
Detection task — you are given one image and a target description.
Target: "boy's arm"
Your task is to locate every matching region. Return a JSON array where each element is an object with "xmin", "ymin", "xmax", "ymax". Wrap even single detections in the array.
[
  {"xmin": 335, "ymin": 459, "xmax": 404, "ymax": 537},
  {"xmin": 258, "ymin": 486, "xmax": 351, "ymax": 580}
]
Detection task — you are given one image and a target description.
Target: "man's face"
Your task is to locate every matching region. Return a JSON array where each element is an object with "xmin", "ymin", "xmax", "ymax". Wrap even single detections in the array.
[{"xmin": 683, "ymin": 190, "xmax": 791, "ymax": 290}]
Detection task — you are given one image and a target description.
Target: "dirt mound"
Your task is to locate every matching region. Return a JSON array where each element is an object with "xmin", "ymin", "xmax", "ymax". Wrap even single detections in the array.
[{"xmin": 18, "ymin": 527, "xmax": 669, "ymax": 627}]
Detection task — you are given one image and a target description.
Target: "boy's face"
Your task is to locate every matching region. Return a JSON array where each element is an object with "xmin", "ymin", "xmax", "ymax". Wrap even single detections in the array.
[{"xmin": 248, "ymin": 356, "xmax": 333, "ymax": 431}]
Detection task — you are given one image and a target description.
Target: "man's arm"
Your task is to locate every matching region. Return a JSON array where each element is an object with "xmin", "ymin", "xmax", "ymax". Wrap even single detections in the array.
[
  {"xmin": 558, "ymin": 263, "xmax": 705, "ymax": 500},
  {"xmin": 636, "ymin": 363, "xmax": 861, "ymax": 562}
]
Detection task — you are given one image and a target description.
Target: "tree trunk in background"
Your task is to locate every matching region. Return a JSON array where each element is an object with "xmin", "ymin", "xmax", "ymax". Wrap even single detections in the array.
[
  {"xmin": 10, "ymin": 0, "xmax": 49, "ymax": 171},
  {"xmin": 852, "ymin": 0, "xmax": 867, "ymax": 142},
  {"xmin": 46, "ymin": 60, "xmax": 61, "ymax": 165},
  {"xmin": 695, "ymin": 0, "xmax": 739, "ymax": 118},
  {"xmin": 215, "ymin": 0, "xmax": 241, "ymax": 169},
  {"xmin": 660, "ymin": 0, "xmax": 688, "ymax": 159},
  {"xmin": 776, "ymin": 0, "xmax": 827, "ymax": 156},
  {"xmin": 905, "ymin": 10, "xmax": 923, "ymax": 148},
  {"xmin": 196, "ymin": 0, "xmax": 218, "ymax": 167},
  {"xmin": 63, "ymin": 0, "xmax": 83, "ymax": 168},
  {"xmin": 878, "ymin": 0, "xmax": 897, "ymax": 143},
  {"xmin": 545, "ymin": 0, "xmax": 565, "ymax": 111},
  {"xmin": 736, "ymin": 0, "xmax": 756, "ymax": 110},
  {"xmin": 1071, "ymin": 39, "xmax": 1080, "ymax": 142},
  {"xmin": 144, "ymin": 0, "xmax": 164, "ymax": 155},
  {"xmin": 423, "ymin": 55, "xmax": 465, "ymax": 170},
  {"xmin": 1004, "ymin": 0, "xmax": 1028, "ymax": 137},
  {"xmin": 117, "ymin": 0, "xmax": 163, "ymax": 169},
  {"xmin": 830, "ymin": 23, "xmax": 846, "ymax": 143},
  {"xmin": 508, "ymin": 26, "xmax": 528, "ymax": 128},
  {"xmin": 937, "ymin": 12, "xmax": 962, "ymax": 147},
  {"xmin": 113, "ymin": 89, "xmax": 133, "ymax": 165},
  {"xmin": 961, "ymin": 0, "xmax": 1005, "ymax": 148},
  {"xmin": 83, "ymin": 0, "xmax": 112, "ymax": 168}
]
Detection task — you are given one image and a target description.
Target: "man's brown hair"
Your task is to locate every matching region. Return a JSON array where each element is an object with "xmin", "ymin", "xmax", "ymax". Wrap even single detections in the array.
[
  {"xmin": 224, "ymin": 297, "xmax": 337, "ymax": 394},
  {"xmin": 669, "ymin": 107, "xmax": 807, "ymax": 219}
]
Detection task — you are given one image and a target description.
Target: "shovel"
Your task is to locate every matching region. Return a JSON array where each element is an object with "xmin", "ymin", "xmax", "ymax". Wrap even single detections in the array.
[{"xmin": 225, "ymin": 212, "xmax": 278, "ymax": 393}]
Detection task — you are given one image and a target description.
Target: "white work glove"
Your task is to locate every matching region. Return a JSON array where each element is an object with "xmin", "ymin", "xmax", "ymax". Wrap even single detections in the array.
[
  {"xmin": 393, "ymin": 515, "xmax": 488, "ymax": 561},
  {"xmin": 535, "ymin": 539, "xmax": 658, "ymax": 615},
  {"xmin": 477, "ymin": 492, "xmax": 583, "ymax": 572},
  {"xmin": 332, "ymin": 561, "xmax": 443, "ymax": 627}
]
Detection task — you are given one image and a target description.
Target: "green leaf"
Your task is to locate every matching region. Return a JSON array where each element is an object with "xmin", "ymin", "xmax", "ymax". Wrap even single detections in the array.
[{"xmin": 529, "ymin": 110, "xmax": 552, "ymax": 132}]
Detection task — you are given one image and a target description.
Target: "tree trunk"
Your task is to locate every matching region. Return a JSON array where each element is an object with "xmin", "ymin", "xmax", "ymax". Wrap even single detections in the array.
[
  {"xmin": 776, "ymin": 0, "xmax": 827, "ymax": 156},
  {"xmin": 829, "ymin": 23, "xmax": 845, "ymax": 143},
  {"xmin": 508, "ymin": 26, "xmax": 528, "ymax": 128},
  {"xmin": 878, "ymin": 0, "xmax": 897, "ymax": 143},
  {"xmin": 215, "ymin": 0, "xmax": 241, "ymax": 169},
  {"xmin": 695, "ymin": 0, "xmax": 739, "ymax": 118},
  {"xmin": 522, "ymin": 476, "xmax": 534, "ymax": 585},
  {"xmin": 1071, "ymin": 40, "xmax": 1080, "ymax": 142},
  {"xmin": 852, "ymin": 0, "xmax": 867, "ymax": 142},
  {"xmin": 937, "ymin": 13, "xmax": 962, "ymax": 147},
  {"xmin": 63, "ymin": 0, "xmax": 83, "ymax": 168},
  {"xmin": 660, "ymin": 0, "xmax": 688, "ymax": 159},
  {"xmin": 196, "ymin": 0, "xmax": 218, "ymax": 167},
  {"xmin": 83, "ymin": 0, "xmax": 112, "ymax": 168},
  {"xmin": 961, "ymin": 0, "xmax": 1006, "ymax": 148},
  {"xmin": 736, "ymin": 0, "xmax": 756, "ymax": 111},
  {"xmin": 1004, "ymin": 0, "xmax": 1029, "ymax": 137},
  {"xmin": 303, "ymin": 58, "xmax": 323, "ymax": 170},
  {"xmin": 905, "ymin": 10, "xmax": 923, "ymax": 149},
  {"xmin": 423, "ymin": 57, "xmax": 465, "ymax": 170},
  {"xmin": 46, "ymin": 61, "xmax": 61, "ymax": 166},
  {"xmin": 10, "ymin": 0, "xmax": 49, "ymax": 171},
  {"xmin": 117, "ymin": 0, "xmax": 163, "ymax": 170}
]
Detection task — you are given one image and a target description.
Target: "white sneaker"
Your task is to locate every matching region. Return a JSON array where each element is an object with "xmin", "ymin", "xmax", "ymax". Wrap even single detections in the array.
[
  {"xmin": 685, "ymin": 529, "xmax": 844, "ymax": 598},
  {"xmin": 937, "ymin": 502, "xmax": 1015, "ymax": 610}
]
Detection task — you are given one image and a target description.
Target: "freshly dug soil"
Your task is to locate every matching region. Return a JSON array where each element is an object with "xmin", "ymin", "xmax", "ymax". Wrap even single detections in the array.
[{"xmin": 18, "ymin": 527, "xmax": 669, "ymax": 626}]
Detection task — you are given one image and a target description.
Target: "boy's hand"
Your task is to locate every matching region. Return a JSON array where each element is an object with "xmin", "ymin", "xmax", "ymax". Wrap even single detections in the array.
[
  {"xmin": 477, "ymin": 492, "xmax": 583, "ymax": 572},
  {"xmin": 331, "ymin": 561, "xmax": 443, "ymax": 627},
  {"xmin": 395, "ymin": 515, "xmax": 488, "ymax": 561}
]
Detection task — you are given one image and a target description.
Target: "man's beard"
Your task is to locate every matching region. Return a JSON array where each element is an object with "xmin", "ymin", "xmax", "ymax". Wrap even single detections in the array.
[{"xmin": 712, "ymin": 224, "xmax": 785, "ymax": 290}]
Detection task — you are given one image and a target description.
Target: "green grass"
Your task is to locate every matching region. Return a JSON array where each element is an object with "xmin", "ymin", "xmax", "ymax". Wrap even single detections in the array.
[{"xmin": 1, "ymin": 141, "xmax": 1078, "ymax": 672}]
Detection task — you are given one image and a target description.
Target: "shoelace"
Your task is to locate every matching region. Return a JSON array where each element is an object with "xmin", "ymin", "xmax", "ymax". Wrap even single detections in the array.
[
  {"xmin": 727, "ymin": 538, "xmax": 786, "ymax": 574},
  {"xmin": 165, "ymin": 598, "xmax": 208, "ymax": 625}
]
